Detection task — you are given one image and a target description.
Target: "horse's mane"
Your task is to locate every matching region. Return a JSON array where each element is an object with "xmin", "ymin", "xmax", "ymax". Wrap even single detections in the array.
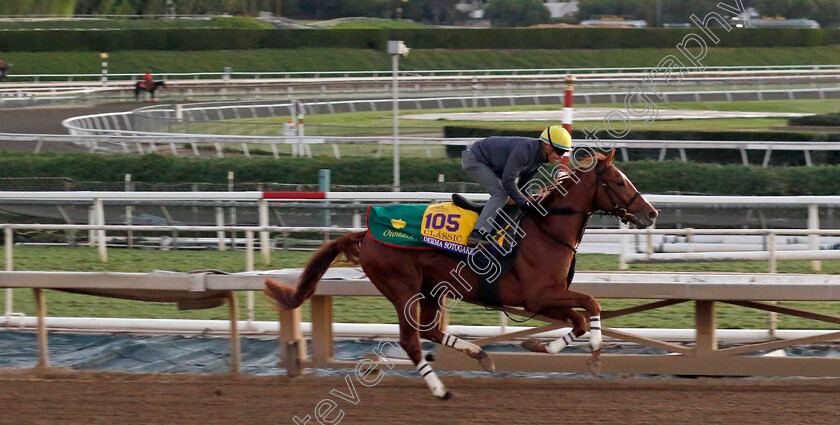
[{"xmin": 536, "ymin": 151, "xmax": 611, "ymax": 202}]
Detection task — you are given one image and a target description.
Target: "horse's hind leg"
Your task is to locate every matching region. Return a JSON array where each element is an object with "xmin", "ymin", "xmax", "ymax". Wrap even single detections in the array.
[
  {"xmin": 396, "ymin": 297, "xmax": 452, "ymax": 400},
  {"xmin": 417, "ymin": 296, "xmax": 495, "ymax": 373}
]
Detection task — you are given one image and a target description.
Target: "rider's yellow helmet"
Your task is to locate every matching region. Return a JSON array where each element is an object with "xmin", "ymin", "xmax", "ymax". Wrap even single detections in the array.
[{"xmin": 539, "ymin": 126, "xmax": 572, "ymax": 154}]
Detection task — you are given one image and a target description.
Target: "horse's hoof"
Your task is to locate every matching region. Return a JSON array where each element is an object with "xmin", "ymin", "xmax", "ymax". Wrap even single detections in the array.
[
  {"xmin": 521, "ymin": 338, "xmax": 547, "ymax": 353},
  {"xmin": 425, "ymin": 353, "xmax": 436, "ymax": 362},
  {"xmin": 440, "ymin": 391, "xmax": 454, "ymax": 400},
  {"xmin": 476, "ymin": 351, "xmax": 496, "ymax": 373}
]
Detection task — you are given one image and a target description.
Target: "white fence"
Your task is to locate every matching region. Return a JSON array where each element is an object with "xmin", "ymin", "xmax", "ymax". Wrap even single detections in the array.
[
  {"xmin": 8, "ymin": 130, "xmax": 837, "ymax": 166},
  {"xmin": 8, "ymin": 65, "xmax": 840, "ymax": 83},
  {"xmin": 42, "ymin": 86, "xmax": 840, "ymax": 165},
  {"xmin": 64, "ymin": 87, "xmax": 840, "ymax": 136},
  {"xmin": 3, "ymin": 267, "xmax": 840, "ymax": 376},
  {"xmin": 1, "ymin": 191, "xmax": 837, "ymax": 271}
]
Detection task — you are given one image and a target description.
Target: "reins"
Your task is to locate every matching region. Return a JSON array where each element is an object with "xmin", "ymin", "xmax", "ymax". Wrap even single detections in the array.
[{"xmin": 596, "ymin": 164, "xmax": 642, "ymax": 223}]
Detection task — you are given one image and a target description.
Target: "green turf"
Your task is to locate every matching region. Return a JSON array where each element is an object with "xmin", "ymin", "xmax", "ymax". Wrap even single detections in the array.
[
  {"xmin": 318, "ymin": 19, "xmax": 432, "ymax": 29},
  {"xmin": 0, "ymin": 17, "xmax": 275, "ymax": 30},
  {"xmin": 2, "ymin": 246, "xmax": 838, "ymax": 330},
  {"xmin": 2, "ymin": 45, "xmax": 840, "ymax": 76},
  {"xmin": 198, "ymin": 99, "xmax": 837, "ymax": 138}
]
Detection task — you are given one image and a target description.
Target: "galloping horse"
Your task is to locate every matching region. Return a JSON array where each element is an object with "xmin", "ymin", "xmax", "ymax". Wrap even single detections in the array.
[
  {"xmin": 265, "ymin": 149, "xmax": 658, "ymax": 399},
  {"xmin": 134, "ymin": 80, "xmax": 165, "ymax": 101}
]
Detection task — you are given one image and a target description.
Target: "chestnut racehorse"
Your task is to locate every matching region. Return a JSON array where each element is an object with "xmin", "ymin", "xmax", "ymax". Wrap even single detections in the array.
[{"xmin": 265, "ymin": 149, "xmax": 658, "ymax": 399}]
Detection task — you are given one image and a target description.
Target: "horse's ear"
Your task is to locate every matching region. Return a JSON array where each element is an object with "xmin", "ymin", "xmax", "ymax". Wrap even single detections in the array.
[{"xmin": 605, "ymin": 148, "xmax": 616, "ymax": 163}]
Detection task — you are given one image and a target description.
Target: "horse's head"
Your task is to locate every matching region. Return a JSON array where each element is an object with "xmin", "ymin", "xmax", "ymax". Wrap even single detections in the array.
[{"xmin": 587, "ymin": 149, "xmax": 658, "ymax": 228}]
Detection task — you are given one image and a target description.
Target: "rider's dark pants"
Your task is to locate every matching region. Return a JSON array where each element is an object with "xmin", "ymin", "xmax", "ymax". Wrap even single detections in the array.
[{"xmin": 461, "ymin": 148, "xmax": 509, "ymax": 234}]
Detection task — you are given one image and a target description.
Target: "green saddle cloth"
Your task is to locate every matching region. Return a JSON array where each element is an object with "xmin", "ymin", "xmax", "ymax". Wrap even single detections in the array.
[{"xmin": 366, "ymin": 205, "xmax": 431, "ymax": 249}]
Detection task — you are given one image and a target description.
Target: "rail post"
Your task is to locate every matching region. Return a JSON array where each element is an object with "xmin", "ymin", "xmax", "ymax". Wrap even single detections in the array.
[
  {"xmin": 227, "ymin": 291, "xmax": 241, "ymax": 374},
  {"xmin": 279, "ymin": 307, "xmax": 306, "ymax": 377},
  {"xmin": 808, "ymin": 204, "xmax": 821, "ymax": 271},
  {"xmin": 245, "ymin": 230, "xmax": 255, "ymax": 325},
  {"xmin": 215, "ymin": 207, "xmax": 226, "ymax": 251},
  {"xmin": 34, "ymin": 288, "xmax": 49, "ymax": 368},
  {"xmin": 296, "ymin": 100, "xmax": 310, "ymax": 158},
  {"xmin": 88, "ymin": 205, "xmax": 96, "ymax": 248},
  {"xmin": 4, "ymin": 227, "xmax": 12, "ymax": 318},
  {"xmin": 228, "ymin": 171, "xmax": 236, "ymax": 250},
  {"xmin": 310, "ymin": 295, "xmax": 334, "ymax": 366},
  {"xmin": 125, "ymin": 174, "xmax": 133, "ymax": 248},
  {"xmin": 319, "ymin": 169, "xmax": 331, "ymax": 243},
  {"xmin": 94, "ymin": 198, "xmax": 107, "ymax": 262},
  {"xmin": 391, "ymin": 43, "xmax": 401, "ymax": 192},
  {"xmin": 767, "ymin": 232, "xmax": 778, "ymax": 337},
  {"xmin": 562, "ymin": 75, "xmax": 576, "ymax": 134},
  {"xmin": 258, "ymin": 199, "xmax": 271, "ymax": 265},
  {"xmin": 618, "ymin": 221, "xmax": 629, "ymax": 270},
  {"xmin": 695, "ymin": 300, "xmax": 717, "ymax": 358},
  {"xmin": 99, "ymin": 52, "xmax": 108, "ymax": 87}
]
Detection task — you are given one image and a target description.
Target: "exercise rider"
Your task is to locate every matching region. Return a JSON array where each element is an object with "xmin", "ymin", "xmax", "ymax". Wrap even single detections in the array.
[{"xmin": 462, "ymin": 126, "xmax": 572, "ymax": 247}]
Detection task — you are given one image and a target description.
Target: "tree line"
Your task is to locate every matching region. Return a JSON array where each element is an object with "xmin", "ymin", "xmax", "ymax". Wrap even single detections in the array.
[
  {"xmin": 1, "ymin": 0, "xmax": 838, "ymax": 28},
  {"xmin": 0, "ymin": 0, "xmax": 465, "ymax": 24},
  {"xmin": 577, "ymin": 0, "xmax": 839, "ymax": 28}
]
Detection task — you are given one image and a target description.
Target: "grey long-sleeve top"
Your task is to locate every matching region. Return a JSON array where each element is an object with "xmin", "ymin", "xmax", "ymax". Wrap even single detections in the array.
[{"xmin": 469, "ymin": 136, "xmax": 549, "ymax": 205}]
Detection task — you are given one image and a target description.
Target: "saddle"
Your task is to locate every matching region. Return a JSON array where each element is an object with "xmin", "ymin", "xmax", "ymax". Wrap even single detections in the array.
[
  {"xmin": 452, "ymin": 193, "xmax": 484, "ymax": 213},
  {"xmin": 451, "ymin": 194, "xmax": 577, "ymax": 309},
  {"xmin": 451, "ymin": 194, "xmax": 525, "ymax": 309}
]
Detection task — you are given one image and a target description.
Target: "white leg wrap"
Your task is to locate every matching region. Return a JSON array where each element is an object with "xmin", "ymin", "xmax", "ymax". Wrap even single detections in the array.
[
  {"xmin": 416, "ymin": 358, "xmax": 447, "ymax": 398},
  {"xmin": 546, "ymin": 329, "xmax": 576, "ymax": 354},
  {"xmin": 589, "ymin": 315, "xmax": 602, "ymax": 351},
  {"xmin": 442, "ymin": 333, "xmax": 481, "ymax": 355}
]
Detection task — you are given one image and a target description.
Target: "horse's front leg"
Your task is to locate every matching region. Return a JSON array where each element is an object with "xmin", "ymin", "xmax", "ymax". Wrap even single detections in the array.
[
  {"xmin": 522, "ymin": 288, "xmax": 602, "ymax": 374},
  {"xmin": 418, "ymin": 296, "xmax": 495, "ymax": 373},
  {"xmin": 521, "ymin": 307, "xmax": 587, "ymax": 354}
]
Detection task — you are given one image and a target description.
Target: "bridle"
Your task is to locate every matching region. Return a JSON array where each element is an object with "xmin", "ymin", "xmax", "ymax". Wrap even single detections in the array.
[
  {"xmin": 525, "ymin": 162, "xmax": 642, "ymax": 251},
  {"xmin": 595, "ymin": 164, "xmax": 642, "ymax": 224}
]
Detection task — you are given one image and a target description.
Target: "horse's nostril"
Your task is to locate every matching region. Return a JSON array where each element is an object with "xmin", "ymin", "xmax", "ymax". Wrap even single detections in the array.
[{"xmin": 649, "ymin": 210, "xmax": 659, "ymax": 219}]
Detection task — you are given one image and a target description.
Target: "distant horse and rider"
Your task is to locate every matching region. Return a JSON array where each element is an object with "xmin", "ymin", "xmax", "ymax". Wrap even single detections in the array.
[
  {"xmin": 134, "ymin": 70, "xmax": 165, "ymax": 101},
  {"xmin": 265, "ymin": 149, "xmax": 658, "ymax": 399},
  {"xmin": 0, "ymin": 59, "xmax": 11, "ymax": 81}
]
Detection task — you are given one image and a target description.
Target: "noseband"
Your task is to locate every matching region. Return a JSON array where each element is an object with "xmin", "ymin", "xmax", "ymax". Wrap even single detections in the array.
[{"xmin": 595, "ymin": 164, "xmax": 642, "ymax": 222}]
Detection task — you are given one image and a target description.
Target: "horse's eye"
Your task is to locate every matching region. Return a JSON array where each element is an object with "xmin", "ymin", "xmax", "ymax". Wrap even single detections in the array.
[{"xmin": 617, "ymin": 181, "xmax": 625, "ymax": 186}]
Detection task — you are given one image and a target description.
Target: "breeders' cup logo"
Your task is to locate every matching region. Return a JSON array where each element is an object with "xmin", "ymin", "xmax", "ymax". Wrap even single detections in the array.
[{"xmin": 390, "ymin": 219, "xmax": 406, "ymax": 229}]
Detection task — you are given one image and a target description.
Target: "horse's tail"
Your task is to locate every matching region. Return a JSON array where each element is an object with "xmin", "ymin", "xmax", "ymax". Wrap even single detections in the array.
[{"xmin": 264, "ymin": 231, "xmax": 365, "ymax": 310}]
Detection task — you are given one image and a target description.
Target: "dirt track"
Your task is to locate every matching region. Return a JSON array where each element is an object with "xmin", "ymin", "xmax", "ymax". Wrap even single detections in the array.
[
  {"xmin": 0, "ymin": 102, "xmax": 143, "ymax": 153},
  {"xmin": 1, "ymin": 368, "xmax": 839, "ymax": 425},
  {"xmin": 0, "ymin": 103, "xmax": 140, "ymax": 135}
]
